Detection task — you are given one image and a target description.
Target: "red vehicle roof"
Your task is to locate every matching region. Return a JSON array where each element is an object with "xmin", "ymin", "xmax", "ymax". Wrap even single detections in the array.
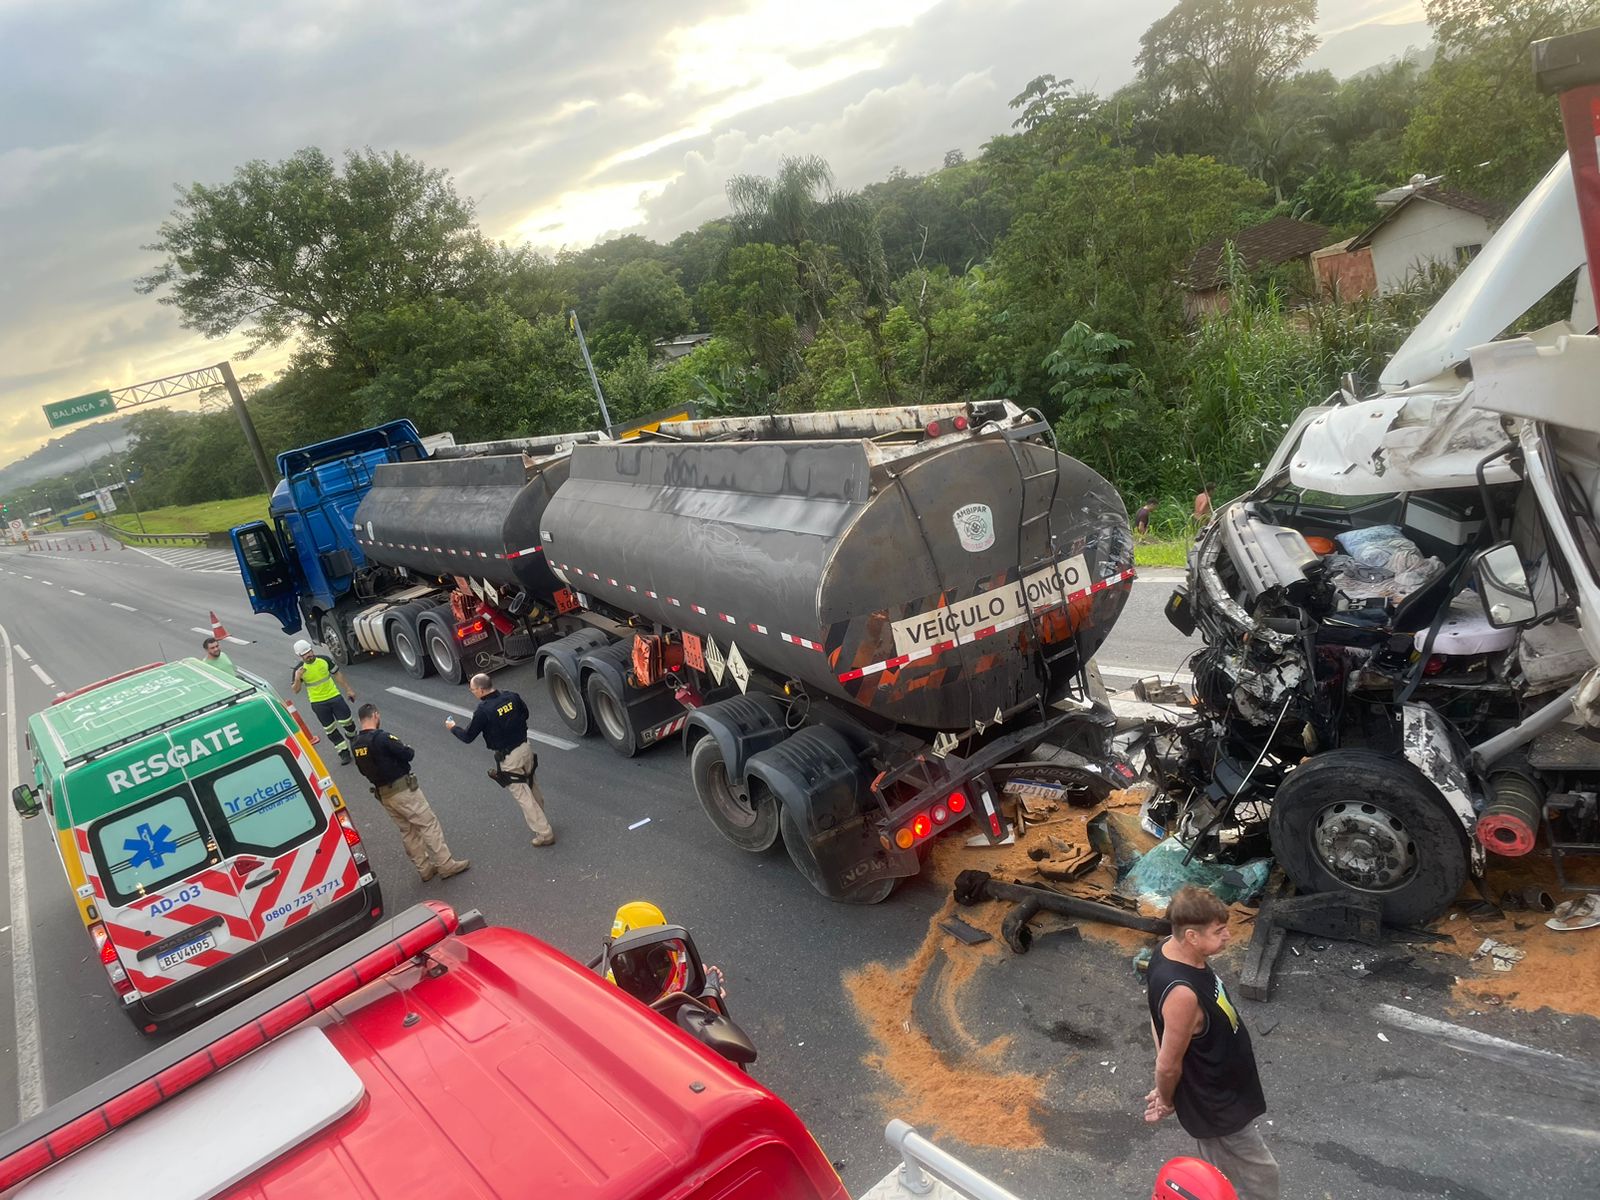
[{"xmin": 1, "ymin": 907, "xmax": 847, "ymax": 1200}]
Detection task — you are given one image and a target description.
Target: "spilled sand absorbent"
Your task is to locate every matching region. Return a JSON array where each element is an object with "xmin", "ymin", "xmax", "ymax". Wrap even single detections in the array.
[{"xmin": 842, "ymin": 787, "xmax": 1163, "ymax": 1149}]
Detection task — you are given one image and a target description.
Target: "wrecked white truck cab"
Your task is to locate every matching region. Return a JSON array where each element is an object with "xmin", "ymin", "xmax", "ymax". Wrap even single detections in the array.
[{"xmin": 1161, "ymin": 140, "xmax": 1600, "ymax": 925}]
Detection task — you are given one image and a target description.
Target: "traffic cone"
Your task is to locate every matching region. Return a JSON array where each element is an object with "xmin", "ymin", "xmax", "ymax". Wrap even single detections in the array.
[{"xmin": 210, "ymin": 610, "xmax": 230, "ymax": 641}]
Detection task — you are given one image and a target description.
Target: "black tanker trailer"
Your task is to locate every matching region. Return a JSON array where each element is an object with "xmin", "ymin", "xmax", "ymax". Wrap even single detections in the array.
[{"xmin": 235, "ymin": 402, "xmax": 1136, "ymax": 901}]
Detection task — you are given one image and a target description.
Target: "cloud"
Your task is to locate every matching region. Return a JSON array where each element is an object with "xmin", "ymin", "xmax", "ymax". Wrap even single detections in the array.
[{"xmin": 0, "ymin": 0, "xmax": 1433, "ymax": 470}]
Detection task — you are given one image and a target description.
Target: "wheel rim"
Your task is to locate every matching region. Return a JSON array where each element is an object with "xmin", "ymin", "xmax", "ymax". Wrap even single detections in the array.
[
  {"xmin": 323, "ymin": 620, "xmax": 347, "ymax": 664},
  {"xmin": 427, "ymin": 630, "xmax": 454, "ymax": 675},
  {"xmin": 704, "ymin": 758, "xmax": 760, "ymax": 830},
  {"xmin": 1310, "ymin": 801, "xmax": 1417, "ymax": 891},
  {"xmin": 593, "ymin": 687, "xmax": 627, "ymax": 743},
  {"xmin": 394, "ymin": 630, "xmax": 417, "ymax": 668},
  {"xmin": 550, "ymin": 672, "xmax": 580, "ymax": 721}
]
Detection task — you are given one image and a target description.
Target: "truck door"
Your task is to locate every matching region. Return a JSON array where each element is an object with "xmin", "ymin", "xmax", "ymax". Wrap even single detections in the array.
[
  {"xmin": 194, "ymin": 740, "xmax": 362, "ymax": 940},
  {"xmin": 80, "ymin": 782, "xmax": 259, "ymax": 999},
  {"xmin": 232, "ymin": 521, "xmax": 302, "ymax": 633}
]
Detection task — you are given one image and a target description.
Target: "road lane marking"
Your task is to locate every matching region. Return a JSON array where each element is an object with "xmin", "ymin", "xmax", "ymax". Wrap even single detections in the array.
[
  {"xmin": 13, "ymin": 646, "xmax": 28, "ymax": 661},
  {"xmin": 383, "ymin": 686, "xmax": 577, "ymax": 750},
  {"xmin": 110, "ymin": 602, "xmax": 138, "ymax": 612},
  {"xmin": 39, "ymin": 581, "xmax": 52, "ymax": 586},
  {"xmin": 68, "ymin": 590, "xmax": 86, "ymax": 596},
  {"xmin": 1095, "ymin": 663, "xmax": 1194, "ymax": 684},
  {"xmin": 1, "ymin": 622, "xmax": 46, "ymax": 1118},
  {"xmin": 1374, "ymin": 1004, "xmax": 1600, "ymax": 1097},
  {"xmin": 29, "ymin": 664, "xmax": 55, "ymax": 688}
]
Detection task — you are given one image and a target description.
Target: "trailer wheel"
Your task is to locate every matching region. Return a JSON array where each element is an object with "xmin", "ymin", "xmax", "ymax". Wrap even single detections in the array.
[
  {"xmin": 585, "ymin": 672, "xmax": 639, "ymax": 757},
  {"xmin": 543, "ymin": 659, "xmax": 591, "ymax": 736},
  {"xmin": 320, "ymin": 614, "xmax": 351, "ymax": 667},
  {"xmin": 690, "ymin": 736, "xmax": 779, "ymax": 852},
  {"xmin": 778, "ymin": 802, "xmax": 894, "ymax": 904},
  {"xmin": 1268, "ymin": 749, "xmax": 1467, "ymax": 927},
  {"xmin": 422, "ymin": 620, "xmax": 464, "ymax": 686},
  {"xmin": 390, "ymin": 620, "xmax": 431, "ymax": 680}
]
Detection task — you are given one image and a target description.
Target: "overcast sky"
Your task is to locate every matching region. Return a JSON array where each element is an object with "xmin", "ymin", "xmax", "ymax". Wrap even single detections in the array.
[{"xmin": 0, "ymin": 0, "xmax": 1427, "ymax": 471}]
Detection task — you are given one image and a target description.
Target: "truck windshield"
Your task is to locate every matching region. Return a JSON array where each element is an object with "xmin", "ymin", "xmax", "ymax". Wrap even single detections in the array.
[
  {"xmin": 196, "ymin": 748, "xmax": 323, "ymax": 856},
  {"xmin": 88, "ymin": 789, "xmax": 213, "ymax": 906}
]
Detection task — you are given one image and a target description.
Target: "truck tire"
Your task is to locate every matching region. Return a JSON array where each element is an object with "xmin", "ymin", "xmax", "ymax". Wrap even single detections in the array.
[
  {"xmin": 1268, "ymin": 749, "xmax": 1468, "ymax": 927},
  {"xmin": 390, "ymin": 619, "xmax": 431, "ymax": 680},
  {"xmin": 544, "ymin": 658, "xmax": 591, "ymax": 736},
  {"xmin": 320, "ymin": 614, "xmax": 352, "ymax": 667},
  {"xmin": 779, "ymin": 802, "xmax": 895, "ymax": 904},
  {"xmin": 690, "ymin": 736, "xmax": 780, "ymax": 852},
  {"xmin": 422, "ymin": 618, "xmax": 464, "ymax": 686},
  {"xmin": 585, "ymin": 672, "xmax": 639, "ymax": 757}
]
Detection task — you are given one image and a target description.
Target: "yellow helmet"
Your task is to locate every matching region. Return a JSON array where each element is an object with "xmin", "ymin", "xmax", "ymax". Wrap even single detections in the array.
[{"xmin": 610, "ymin": 900, "xmax": 667, "ymax": 940}]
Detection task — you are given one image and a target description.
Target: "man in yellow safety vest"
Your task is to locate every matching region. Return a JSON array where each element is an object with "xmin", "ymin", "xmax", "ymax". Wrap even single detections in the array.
[{"xmin": 290, "ymin": 637, "xmax": 358, "ymax": 763}]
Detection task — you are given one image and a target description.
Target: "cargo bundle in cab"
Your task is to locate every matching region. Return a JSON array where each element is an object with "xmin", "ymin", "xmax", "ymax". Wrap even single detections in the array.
[{"xmin": 233, "ymin": 401, "xmax": 1137, "ymax": 901}]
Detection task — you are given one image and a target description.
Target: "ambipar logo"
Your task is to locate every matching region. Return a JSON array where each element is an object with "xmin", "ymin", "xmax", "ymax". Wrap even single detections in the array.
[{"xmin": 952, "ymin": 503, "xmax": 995, "ymax": 553}]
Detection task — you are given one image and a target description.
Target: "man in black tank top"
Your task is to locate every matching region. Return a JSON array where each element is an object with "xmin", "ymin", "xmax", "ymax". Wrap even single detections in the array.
[{"xmin": 1145, "ymin": 885, "xmax": 1279, "ymax": 1200}]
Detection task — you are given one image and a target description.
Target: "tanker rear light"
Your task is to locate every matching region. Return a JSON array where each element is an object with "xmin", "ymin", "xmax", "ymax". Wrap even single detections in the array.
[
  {"xmin": 455, "ymin": 618, "xmax": 486, "ymax": 640},
  {"xmin": 925, "ymin": 419, "xmax": 942, "ymax": 437},
  {"xmin": 947, "ymin": 790, "xmax": 968, "ymax": 813},
  {"xmin": 952, "ymin": 414, "xmax": 969, "ymax": 431}
]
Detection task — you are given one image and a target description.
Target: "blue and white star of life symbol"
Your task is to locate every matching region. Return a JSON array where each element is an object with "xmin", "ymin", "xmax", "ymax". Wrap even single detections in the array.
[{"xmin": 125, "ymin": 822, "xmax": 179, "ymax": 870}]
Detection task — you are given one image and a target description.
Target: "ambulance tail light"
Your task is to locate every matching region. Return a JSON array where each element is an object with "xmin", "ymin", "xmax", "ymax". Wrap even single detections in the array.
[
  {"xmin": 88, "ymin": 923, "xmax": 134, "ymax": 997},
  {"xmin": 0, "ymin": 904, "xmax": 460, "ymax": 1193},
  {"xmin": 335, "ymin": 810, "xmax": 368, "ymax": 865}
]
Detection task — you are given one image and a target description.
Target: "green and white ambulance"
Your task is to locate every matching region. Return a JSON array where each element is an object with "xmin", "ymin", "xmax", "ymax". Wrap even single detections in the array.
[{"xmin": 10, "ymin": 660, "xmax": 384, "ymax": 1034}]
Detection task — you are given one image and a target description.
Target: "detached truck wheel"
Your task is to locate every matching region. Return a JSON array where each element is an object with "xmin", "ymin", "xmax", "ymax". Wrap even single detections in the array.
[
  {"xmin": 1268, "ymin": 749, "xmax": 1468, "ymax": 927},
  {"xmin": 690, "ymin": 736, "xmax": 780, "ymax": 852}
]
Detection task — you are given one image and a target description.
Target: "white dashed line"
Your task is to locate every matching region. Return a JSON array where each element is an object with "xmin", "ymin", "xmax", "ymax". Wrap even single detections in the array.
[
  {"xmin": 68, "ymin": 590, "xmax": 86, "ymax": 596},
  {"xmin": 29, "ymin": 663, "xmax": 55, "ymax": 688},
  {"xmin": 12, "ymin": 647, "xmax": 28, "ymax": 662},
  {"xmin": 110, "ymin": 602, "xmax": 138, "ymax": 612},
  {"xmin": 39, "ymin": 581, "xmax": 52, "ymax": 587},
  {"xmin": 383, "ymin": 686, "xmax": 577, "ymax": 750}
]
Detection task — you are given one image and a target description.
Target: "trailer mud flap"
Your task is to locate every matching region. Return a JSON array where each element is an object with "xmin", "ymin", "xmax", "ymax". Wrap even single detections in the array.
[{"xmin": 746, "ymin": 726, "xmax": 917, "ymax": 900}]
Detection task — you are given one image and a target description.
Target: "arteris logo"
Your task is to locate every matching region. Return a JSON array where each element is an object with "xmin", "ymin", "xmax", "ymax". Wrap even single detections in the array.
[{"xmin": 952, "ymin": 503, "xmax": 995, "ymax": 553}]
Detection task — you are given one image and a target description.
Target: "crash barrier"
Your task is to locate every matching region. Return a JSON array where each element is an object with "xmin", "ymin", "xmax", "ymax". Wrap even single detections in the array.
[
  {"xmin": 25, "ymin": 538, "xmax": 116, "ymax": 552},
  {"xmin": 100, "ymin": 525, "xmax": 234, "ymax": 549},
  {"xmin": 880, "ymin": 1120, "xmax": 1022, "ymax": 1200}
]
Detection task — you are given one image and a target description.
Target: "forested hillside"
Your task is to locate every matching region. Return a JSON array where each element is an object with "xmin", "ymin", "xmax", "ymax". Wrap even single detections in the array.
[{"xmin": 81, "ymin": 1, "xmax": 1600, "ymax": 524}]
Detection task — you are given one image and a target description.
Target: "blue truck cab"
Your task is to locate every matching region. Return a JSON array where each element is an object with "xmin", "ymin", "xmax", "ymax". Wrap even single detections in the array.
[{"xmin": 232, "ymin": 421, "xmax": 427, "ymax": 648}]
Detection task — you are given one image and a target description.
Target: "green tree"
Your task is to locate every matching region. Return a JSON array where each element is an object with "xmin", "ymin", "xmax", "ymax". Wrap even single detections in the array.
[
  {"xmin": 1044, "ymin": 322, "xmax": 1150, "ymax": 486},
  {"xmin": 137, "ymin": 148, "xmax": 491, "ymax": 364},
  {"xmin": 1136, "ymin": 0, "xmax": 1320, "ymax": 154},
  {"xmin": 700, "ymin": 243, "xmax": 804, "ymax": 403},
  {"xmin": 1404, "ymin": 0, "xmax": 1599, "ymax": 202},
  {"xmin": 595, "ymin": 260, "xmax": 693, "ymax": 343}
]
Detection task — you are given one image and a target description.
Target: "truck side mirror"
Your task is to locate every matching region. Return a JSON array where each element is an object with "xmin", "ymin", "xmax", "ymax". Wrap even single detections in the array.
[
  {"xmin": 1473, "ymin": 542, "xmax": 1538, "ymax": 627},
  {"xmin": 11, "ymin": 785, "xmax": 40, "ymax": 819}
]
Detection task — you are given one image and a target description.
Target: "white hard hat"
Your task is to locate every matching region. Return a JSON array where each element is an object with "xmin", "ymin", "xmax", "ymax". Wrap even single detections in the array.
[{"xmin": 292, "ymin": 638, "xmax": 313, "ymax": 655}]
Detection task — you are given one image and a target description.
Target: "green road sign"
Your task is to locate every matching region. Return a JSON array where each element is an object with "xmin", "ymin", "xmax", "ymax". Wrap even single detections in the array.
[{"xmin": 43, "ymin": 389, "xmax": 116, "ymax": 429}]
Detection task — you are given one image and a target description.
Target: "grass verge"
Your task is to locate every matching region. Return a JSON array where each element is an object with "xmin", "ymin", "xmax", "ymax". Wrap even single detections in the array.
[
  {"xmin": 103, "ymin": 495, "xmax": 270, "ymax": 536},
  {"xmin": 1134, "ymin": 538, "xmax": 1190, "ymax": 570}
]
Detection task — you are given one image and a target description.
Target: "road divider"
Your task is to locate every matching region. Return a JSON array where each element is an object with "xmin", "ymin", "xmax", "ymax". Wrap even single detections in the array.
[{"xmin": 1, "ymin": 622, "xmax": 46, "ymax": 1119}]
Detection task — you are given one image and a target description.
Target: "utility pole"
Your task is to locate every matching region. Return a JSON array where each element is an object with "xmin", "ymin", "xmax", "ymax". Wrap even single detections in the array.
[
  {"xmin": 568, "ymin": 309, "xmax": 615, "ymax": 437},
  {"xmin": 218, "ymin": 361, "xmax": 275, "ymax": 492}
]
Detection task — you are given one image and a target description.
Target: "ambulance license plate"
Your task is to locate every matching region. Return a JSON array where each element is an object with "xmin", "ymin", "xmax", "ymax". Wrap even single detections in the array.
[{"xmin": 158, "ymin": 933, "xmax": 216, "ymax": 971}]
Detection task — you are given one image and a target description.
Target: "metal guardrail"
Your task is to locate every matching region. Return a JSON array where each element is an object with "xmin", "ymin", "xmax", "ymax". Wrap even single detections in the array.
[
  {"xmin": 101, "ymin": 525, "xmax": 231, "ymax": 548},
  {"xmin": 883, "ymin": 1121, "xmax": 1023, "ymax": 1200}
]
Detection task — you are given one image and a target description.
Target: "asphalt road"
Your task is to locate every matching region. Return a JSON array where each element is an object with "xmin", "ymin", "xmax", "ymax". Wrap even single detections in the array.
[{"xmin": 1, "ymin": 541, "xmax": 1596, "ymax": 1198}]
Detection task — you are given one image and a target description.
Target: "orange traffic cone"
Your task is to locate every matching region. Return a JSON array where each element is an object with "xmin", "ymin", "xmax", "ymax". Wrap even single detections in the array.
[{"xmin": 210, "ymin": 610, "xmax": 230, "ymax": 641}]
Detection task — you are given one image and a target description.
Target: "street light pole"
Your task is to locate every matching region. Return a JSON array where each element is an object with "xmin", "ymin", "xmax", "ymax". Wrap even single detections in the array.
[
  {"xmin": 568, "ymin": 309, "xmax": 615, "ymax": 437},
  {"xmin": 217, "ymin": 361, "xmax": 276, "ymax": 492}
]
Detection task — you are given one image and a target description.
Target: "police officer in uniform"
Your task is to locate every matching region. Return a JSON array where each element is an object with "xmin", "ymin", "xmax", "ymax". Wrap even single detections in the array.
[
  {"xmin": 290, "ymin": 638, "xmax": 358, "ymax": 763},
  {"xmin": 352, "ymin": 704, "xmax": 470, "ymax": 881},
  {"xmin": 446, "ymin": 672, "xmax": 555, "ymax": 846}
]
